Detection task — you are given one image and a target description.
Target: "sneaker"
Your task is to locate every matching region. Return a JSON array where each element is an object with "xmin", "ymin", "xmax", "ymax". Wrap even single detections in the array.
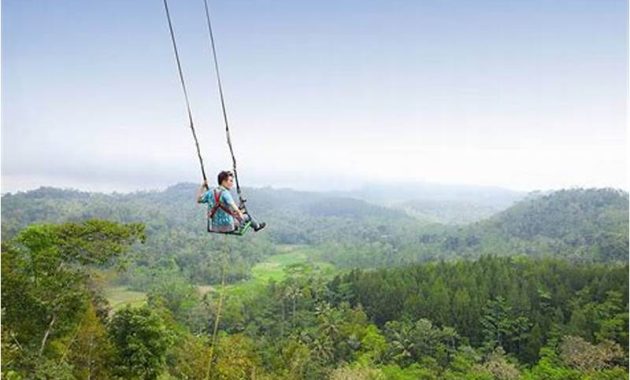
[{"xmin": 253, "ymin": 222, "xmax": 266, "ymax": 232}]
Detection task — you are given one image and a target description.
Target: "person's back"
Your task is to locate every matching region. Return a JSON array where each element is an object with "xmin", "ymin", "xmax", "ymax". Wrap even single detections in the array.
[
  {"xmin": 197, "ymin": 170, "xmax": 266, "ymax": 233},
  {"xmin": 203, "ymin": 185, "xmax": 237, "ymax": 232}
]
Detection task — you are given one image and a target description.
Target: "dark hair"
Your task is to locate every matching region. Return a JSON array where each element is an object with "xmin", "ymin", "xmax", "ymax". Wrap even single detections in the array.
[{"xmin": 217, "ymin": 170, "xmax": 233, "ymax": 185}]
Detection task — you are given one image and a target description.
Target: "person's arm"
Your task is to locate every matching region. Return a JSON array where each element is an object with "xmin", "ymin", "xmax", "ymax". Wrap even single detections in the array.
[
  {"xmin": 196, "ymin": 181, "xmax": 209, "ymax": 203},
  {"xmin": 228, "ymin": 201, "xmax": 244, "ymax": 219},
  {"xmin": 222, "ymin": 191, "xmax": 244, "ymax": 219}
]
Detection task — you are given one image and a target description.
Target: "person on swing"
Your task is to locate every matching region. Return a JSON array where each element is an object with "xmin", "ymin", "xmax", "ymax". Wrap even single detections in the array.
[{"xmin": 197, "ymin": 170, "xmax": 266, "ymax": 233}]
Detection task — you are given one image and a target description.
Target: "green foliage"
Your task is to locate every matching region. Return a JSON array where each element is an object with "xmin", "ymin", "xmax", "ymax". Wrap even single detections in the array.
[
  {"xmin": 380, "ymin": 363, "xmax": 439, "ymax": 379},
  {"xmin": 481, "ymin": 296, "xmax": 531, "ymax": 355},
  {"xmin": 66, "ymin": 302, "xmax": 114, "ymax": 380},
  {"xmin": 3, "ymin": 187, "xmax": 627, "ymax": 279},
  {"xmin": 329, "ymin": 364, "xmax": 384, "ymax": 380},
  {"xmin": 1, "ymin": 220, "xmax": 143, "ymax": 377},
  {"xmin": 1, "ymin": 186, "xmax": 627, "ymax": 379},
  {"xmin": 1, "ymin": 185, "xmax": 277, "ymax": 287},
  {"xmin": 164, "ymin": 332, "xmax": 213, "ymax": 380},
  {"xmin": 382, "ymin": 318, "xmax": 459, "ymax": 367},
  {"xmin": 397, "ymin": 198, "xmax": 512, "ymax": 225},
  {"xmin": 316, "ymin": 188, "xmax": 629, "ymax": 267},
  {"xmin": 332, "ymin": 256, "xmax": 628, "ymax": 364},
  {"xmin": 146, "ymin": 274, "xmax": 201, "ymax": 329},
  {"xmin": 211, "ymin": 333, "xmax": 264, "ymax": 379},
  {"xmin": 469, "ymin": 188, "xmax": 629, "ymax": 262},
  {"xmin": 108, "ymin": 305, "xmax": 174, "ymax": 379}
]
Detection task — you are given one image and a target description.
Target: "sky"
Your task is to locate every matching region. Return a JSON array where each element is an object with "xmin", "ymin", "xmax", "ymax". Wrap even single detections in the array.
[{"xmin": 2, "ymin": 0, "xmax": 628, "ymax": 193}]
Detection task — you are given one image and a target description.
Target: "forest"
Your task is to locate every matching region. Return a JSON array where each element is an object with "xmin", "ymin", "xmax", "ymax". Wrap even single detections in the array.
[{"xmin": 1, "ymin": 185, "xmax": 628, "ymax": 379}]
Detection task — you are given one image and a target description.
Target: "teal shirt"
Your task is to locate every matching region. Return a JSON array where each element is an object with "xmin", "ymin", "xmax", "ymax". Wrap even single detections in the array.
[{"xmin": 199, "ymin": 186, "xmax": 236, "ymax": 231}]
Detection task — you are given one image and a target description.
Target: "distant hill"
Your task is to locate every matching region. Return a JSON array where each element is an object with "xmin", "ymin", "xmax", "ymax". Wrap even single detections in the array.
[
  {"xmin": 488, "ymin": 188, "xmax": 628, "ymax": 241},
  {"xmin": 1, "ymin": 184, "xmax": 423, "ymax": 285},
  {"xmin": 337, "ymin": 181, "xmax": 524, "ymax": 205},
  {"xmin": 332, "ymin": 181, "xmax": 525, "ymax": 224},
  {"xmin": 393, "ymin": 199, "xmax": 508, "ymax": 225},
  {"xmin": 0, "ymin": 183, "xmax": 417, "ymax": 243},
  {"xmin": 2, "ymin": 185, "xmax": 627, "ymax": 274},
  {"xmin": 316, "ymin": 188, "xmax": 628, "ymax": 267},
  {"xmin": 439, "ymin": 188, "xmax": 629, "ymax": 262}
]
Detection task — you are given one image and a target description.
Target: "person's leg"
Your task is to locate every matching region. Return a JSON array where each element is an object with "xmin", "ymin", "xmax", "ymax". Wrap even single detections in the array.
[{"xmin": 242, "ymin": 213, "xmax": 265, "ymax": 231}]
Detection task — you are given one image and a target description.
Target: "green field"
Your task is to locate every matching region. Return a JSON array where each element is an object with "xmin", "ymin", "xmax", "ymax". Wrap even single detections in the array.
[
  {"xmin": 105, "ymin": 245, "xmax": 335, "ymax": 308},
  {"xmin": 104, "ymin": 286, "xmax": 147, "ymax": 312},
  {"xmin": 213, "ymin": 245, "xmax": 336, "ymax": 297}
]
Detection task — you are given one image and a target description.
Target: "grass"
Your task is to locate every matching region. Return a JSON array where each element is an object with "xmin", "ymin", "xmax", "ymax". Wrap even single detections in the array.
[
  {"xmin": 205, "ymin": 245, "xmax": 336, "ymax": 298},
  {"xmin": 104, "ymin": 286, "xmax": 147, "ymax": 312},
  {"xmin": 250, "ymin": 250, "xmax": 308, "ymax": 282},
  {"xmin": 103, "ymin": 245, "xmax": 335, "ymax": 308}
]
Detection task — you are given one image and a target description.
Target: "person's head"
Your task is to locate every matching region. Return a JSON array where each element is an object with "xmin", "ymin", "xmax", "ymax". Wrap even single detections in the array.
[{"xmin": 217, "ymin": 170, "xmax": 234, "ymax": 189}]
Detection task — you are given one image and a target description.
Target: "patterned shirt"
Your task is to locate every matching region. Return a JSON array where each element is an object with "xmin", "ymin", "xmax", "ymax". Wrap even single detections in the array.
[{"xmin": 199, "ymin": 186, "xmax": 236, "ymax": 232}]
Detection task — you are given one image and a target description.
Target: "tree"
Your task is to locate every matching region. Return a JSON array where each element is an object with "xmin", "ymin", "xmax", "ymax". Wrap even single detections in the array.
[
  {"xmin": 559, "ymin": 335, "xmax": 625, "ymax": 371},
  {"xmin": 211, "ymin": 334, "xmax": 264, "ymax": 380},
  {"xmin": 480, "ymin": 297, "xmax": 513, "ymax": 349},
  {"xmin": 522, "ymin": 345, "xmax": 580, "ymax": 380},
  {"xmin": 66, "ymin": 302, "xmax": 114, "ymax": 380},
  {"xmin": 108, "ymin": 306, "xmax": 173, "ymax": 379},
  {"xmin": 166, "ymin": 332, "xmax": 213, "ymax": 380},
  {"xmin": 472, "ymin": 347, "xmax": 521, "ymax": 380},
  {"xmin": 357, "ymin": 324, "xmax": 387, "ymax": 365},
  {"xmin": 522, "ymin": 323, "xmax": 543, "ymax": 364},
  {"xmin": 1, "ymin": 220, "xmax": 144, "ymax": 375}
]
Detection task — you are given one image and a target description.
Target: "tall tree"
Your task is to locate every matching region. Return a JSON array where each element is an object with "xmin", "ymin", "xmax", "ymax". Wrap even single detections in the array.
[
  {"xmin": 1, "ymin": 220, "xmax": 144, "ymax": 375},
  {"xmin": 108, "ymin": 306, "xmax": 173, "ymax": 380}
]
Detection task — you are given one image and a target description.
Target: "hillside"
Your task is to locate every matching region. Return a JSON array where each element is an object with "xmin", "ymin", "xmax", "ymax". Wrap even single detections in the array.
[
  {"xmin": 393, "ymin": 199, "xmax": 507, "ymax": 225},
  {"xmin": 488, "ymin": 188, "xmax": 628, "ymax": 242},
  {"xmin": 0, "ymin": 184, "xmax": 421, "ymax": 286},
  {"xmin": 285, "ymin": 186, "xmax": 625, "ymax": 262},
  {"xmin": 2, "ymin": 186, "xmax": 627, "ymax": 273},
  {"xmin": 316, "ymin": 188, "xmax": 628, "ymax": 267},
  {"xmin": 1, "ymin": 183, "xmax": 417, "ymax": 242},
  {"xmin": 2, "ymin": 186, "xmax": 626, "ymax": 379},
  {"xmin": 443, "ymin": 188, "xmax": 629, "ymax": 262}
]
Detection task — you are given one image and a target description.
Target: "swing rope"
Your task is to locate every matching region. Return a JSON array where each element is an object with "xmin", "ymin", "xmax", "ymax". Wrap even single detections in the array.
[
  {"xmin": 162, "ymin": 2, "xmax": 233, "ymax": 376},
  {"xmin": 205, "ymin": 235, "xmax": 229, "ymax": 379},
  {"xmin": 162, "ymin": 0, "xmax": 208, "ymax": 184},
  {"xmin": 202, "ymin": 0, "xmax": 245, "ymax": 204}
]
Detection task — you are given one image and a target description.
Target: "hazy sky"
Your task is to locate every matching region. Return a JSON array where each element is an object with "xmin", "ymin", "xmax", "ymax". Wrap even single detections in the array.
[{"xmin": 2, "ymin": 0, "xmax": 627, "ymax": 193}]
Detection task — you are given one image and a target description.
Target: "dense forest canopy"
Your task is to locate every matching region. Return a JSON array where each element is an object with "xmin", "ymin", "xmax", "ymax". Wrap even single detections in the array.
[{"xmin": 1, "ymin": 185, "xmax": 628, "ymax": 379}]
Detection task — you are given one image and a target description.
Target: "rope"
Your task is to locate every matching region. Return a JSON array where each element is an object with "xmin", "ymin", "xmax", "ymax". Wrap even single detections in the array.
[
  {"xmin": 202, "ymin": 0, "xmax": 245, "ymax": 203},
  {"xmin": 205, "ymin": 234, "xmax": 229, "ymax": 379},
  {"xmin": 162, "ymin": 0, "xmax": 208, "ymax": 184},
  {"xmin": 161, "ymin": 3, "xmax": 245, "ymax": 375}
]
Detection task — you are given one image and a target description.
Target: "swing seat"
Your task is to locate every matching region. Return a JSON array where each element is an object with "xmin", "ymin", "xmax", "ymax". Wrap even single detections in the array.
[{"xmin": 207, "ymin": 218, "xmax": 252, "ymax": 236}]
